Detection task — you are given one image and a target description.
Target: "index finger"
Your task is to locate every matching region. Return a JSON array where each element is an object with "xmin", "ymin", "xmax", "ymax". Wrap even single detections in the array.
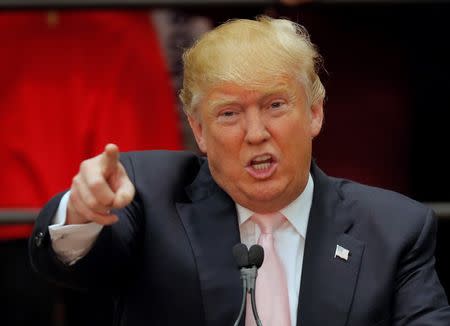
[{"xmin": 101, "ymin": 143, "xmax": 120, "ymax": 176}]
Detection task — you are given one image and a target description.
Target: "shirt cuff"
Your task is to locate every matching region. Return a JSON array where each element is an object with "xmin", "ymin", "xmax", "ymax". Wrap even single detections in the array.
[{"xmin": 49, "ymin": 191, "xmax": 103, "ymax": 265}]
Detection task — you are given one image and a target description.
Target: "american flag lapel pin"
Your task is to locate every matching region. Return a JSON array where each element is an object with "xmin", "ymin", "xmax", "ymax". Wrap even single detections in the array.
[{"xmin": 335, "ymin": 244, "xmax": 350, "ymax": 261}]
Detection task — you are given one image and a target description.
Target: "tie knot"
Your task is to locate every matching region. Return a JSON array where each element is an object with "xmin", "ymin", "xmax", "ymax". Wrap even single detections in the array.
[{"xmin": 251, "ymin": 212, "xmax": 286, "ymax": 234}]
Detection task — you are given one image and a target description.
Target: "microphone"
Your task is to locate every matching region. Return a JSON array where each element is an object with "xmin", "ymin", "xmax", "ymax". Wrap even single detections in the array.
[
  {"xmin": 249, "ymin": 244, "xmax": 264, "ymax": 268},
  {"xmin": 232, "ymin": 243, "xmax": 264, "ymax": 326},
  {"xmin": 232, "ymin": 243, "xmax": 249, "ymax": 326},
  {"xmin": 248, "ymin": 245, "xmax": 264, "ymax": 326},
  {"xmin": 233, "ymin": 243, "xmax": 249, "ymax": 269}
]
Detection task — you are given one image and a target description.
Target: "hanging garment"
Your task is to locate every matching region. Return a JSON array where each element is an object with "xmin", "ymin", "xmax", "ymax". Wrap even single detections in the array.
[{"xmin": 0, "ymin": 10, "xmax": 181, "ymax": 212}]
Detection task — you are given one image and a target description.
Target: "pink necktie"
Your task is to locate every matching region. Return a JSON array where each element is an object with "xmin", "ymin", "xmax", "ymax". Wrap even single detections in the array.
[{"xmin": 245, "ymin": 212, "xmax": 291, "ymax": 326}]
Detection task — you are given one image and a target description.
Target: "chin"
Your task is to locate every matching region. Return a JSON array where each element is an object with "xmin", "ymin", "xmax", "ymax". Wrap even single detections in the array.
[{"xmin": 245, "ymin": 183, "xmax": 286, "ymax": 203}]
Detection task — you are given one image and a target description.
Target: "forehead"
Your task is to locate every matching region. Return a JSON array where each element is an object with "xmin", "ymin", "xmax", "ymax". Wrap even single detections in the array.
[{"xmin": 204, "ymin": 78, "xmax": 304, "ymax": 107}]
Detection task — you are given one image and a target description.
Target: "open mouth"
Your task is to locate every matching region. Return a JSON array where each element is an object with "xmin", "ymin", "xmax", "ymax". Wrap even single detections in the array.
[
  {"xmin": 250, "ymin": 154, "xmax": 274, "ymax": 170},
  {"xmin": 246, "ymin": 154, "xmax": 278, "ymax": 179}
]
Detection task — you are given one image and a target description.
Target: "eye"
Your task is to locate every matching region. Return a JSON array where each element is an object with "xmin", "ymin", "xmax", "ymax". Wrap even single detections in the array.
[
  {"xmin": 269, "ymin": 100, "xmax": 288, "ymax": 111},
  {"xmin": 217, "ymin": 109, "xmax": 240, "ymax": 123},
  {"xmin": 220, "ymin": 110, "xmax": 237, "ymax": 117},
  {"xmin": 270, "ymin": 101, "xmax": 284, "ymax": 109}
]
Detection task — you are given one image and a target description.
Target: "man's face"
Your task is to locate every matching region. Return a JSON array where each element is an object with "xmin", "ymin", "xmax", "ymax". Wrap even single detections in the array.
[{"xmin": 188, "ymin": 77, "xmax": 323, "ymax": 213}]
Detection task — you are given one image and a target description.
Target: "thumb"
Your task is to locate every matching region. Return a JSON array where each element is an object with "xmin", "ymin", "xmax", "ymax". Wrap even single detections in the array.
[{"xmin": 112, "ymin": 176, "xmax": 135, "ymax": 209}]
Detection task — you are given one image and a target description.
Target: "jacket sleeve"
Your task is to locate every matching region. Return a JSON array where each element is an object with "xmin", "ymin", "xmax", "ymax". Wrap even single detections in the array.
[
  {"xmin": 28, "ymin": 154, "xmax": 143, "ymax": 293},
  {"xmin": 393, "ymin": 208, "xmax": 450, "ymax": 325}
]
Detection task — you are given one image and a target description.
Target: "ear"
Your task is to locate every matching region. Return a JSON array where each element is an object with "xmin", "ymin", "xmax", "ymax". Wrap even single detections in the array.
[
  {"xmin": 188, "ymin": 114, "xmax": 208, "ymax": 153},
  {"xmin": 310, "ymin": 100, "xmax": 324, "ymax": 138}
]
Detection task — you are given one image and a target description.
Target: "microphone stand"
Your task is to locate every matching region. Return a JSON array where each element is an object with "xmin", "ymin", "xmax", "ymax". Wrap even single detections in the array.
[
  {"xmin": 250, "ymin": 287, "xmax": 262, "ymax": 326},
  {"xmin": 233, "ymin": 266, "xmax": 263, "ymax": 326},
  {"xmin": 233, "ymin": 274, "xmax": 247, "ymax": 326}
]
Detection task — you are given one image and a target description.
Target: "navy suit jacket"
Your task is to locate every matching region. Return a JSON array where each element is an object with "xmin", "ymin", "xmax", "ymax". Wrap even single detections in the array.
[{"xmin": 29, "ymin": 151, "xmax": 450, "ymax": 326}]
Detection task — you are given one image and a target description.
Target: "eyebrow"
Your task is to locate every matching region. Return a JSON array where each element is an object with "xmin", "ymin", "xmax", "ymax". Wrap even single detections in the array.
[
  {"xmin": 208, "ymin": 87, "xmax": 292, "ymax": 109},
  {"xmin": 208, "ymin": 97, "xmax": 240, "ymax": 110},
  {"xmin": 262, "ymin": 88, "xmax": 291, "ymax": 99},
  {"xmin": 261, "ymin": 81, "xmax": 295, "ymax": 96}
]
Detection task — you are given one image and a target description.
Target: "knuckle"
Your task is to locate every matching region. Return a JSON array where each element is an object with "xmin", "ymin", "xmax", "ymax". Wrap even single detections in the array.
[
  {"xmin": 114, "ymin": 194, "xmax": 126, "ymax": 206},
  {"xmin": 87, "ymin": 177, "xmax": 103, "ymax": 191},
  {"xmin": 71, "ymin": 175, "xmax": 80, "ymax": 187},
  {"xmin": 79, "ymin": 160, "xmax": 89, "ymax": 172},
  {"xmin": 84, "ymin": 195, "xmax": 98, "ymax": 210},
  {"xmin": 122, "ymin": 192, "xmax": 133, "ymax": 204}
]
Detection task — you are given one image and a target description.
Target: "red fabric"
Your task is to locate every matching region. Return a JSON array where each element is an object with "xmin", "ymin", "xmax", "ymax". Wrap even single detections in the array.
[
  {"xmin": 0, "ymin": 11, "xmax": 182, "ymax": 239},
  {"xmin": 0, "ymin": 11, "xmax": 181, "ymax": 212}
]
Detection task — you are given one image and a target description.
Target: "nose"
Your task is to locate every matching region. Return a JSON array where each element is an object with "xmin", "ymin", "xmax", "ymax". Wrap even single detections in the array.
[{"xmin": 244, "ymin": 109, "xmax": 270, "ymax": 145}]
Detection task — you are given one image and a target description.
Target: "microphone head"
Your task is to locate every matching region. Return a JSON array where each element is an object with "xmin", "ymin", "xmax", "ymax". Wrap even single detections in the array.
[
  {"xmin": 232, "ymin": 243, "xmax": 249, "ymax": 269},
  {"xmin": 248, "ymin": 244, "xmax": 264, "ymax": 268}
]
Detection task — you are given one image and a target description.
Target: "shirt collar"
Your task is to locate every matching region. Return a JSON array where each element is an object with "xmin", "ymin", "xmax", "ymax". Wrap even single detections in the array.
[{"xmin": 236, "ymin": 173, "xmax": 314, "ymax": 238}]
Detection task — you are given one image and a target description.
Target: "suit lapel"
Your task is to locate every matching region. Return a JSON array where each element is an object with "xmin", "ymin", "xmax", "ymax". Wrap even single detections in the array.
[
  {"xmin": 298, "ymin": 164, "xmax": 365, "ymax": 326},
  {"xmin": 176, "ymin": 160, "xmax": 243, "ymax": 326},
  {"xmin": 175, "ymin": 159, "xmax": 365, "ymax": 326}
]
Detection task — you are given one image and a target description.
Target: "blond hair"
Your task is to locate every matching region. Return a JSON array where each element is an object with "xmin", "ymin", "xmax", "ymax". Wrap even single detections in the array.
[{"xmin": 180, "ymin": 16, "xmax": 325, "ymax": 115}]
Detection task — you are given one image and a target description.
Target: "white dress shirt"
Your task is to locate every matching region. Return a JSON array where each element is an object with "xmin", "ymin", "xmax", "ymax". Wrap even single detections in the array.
[
  {"xmin": 49, "ymin": 174, "xmax": 314, "ymax": 325},
  {"xmin": 236, "ymin": 174, "xmax": 313, "ymax": 326}
]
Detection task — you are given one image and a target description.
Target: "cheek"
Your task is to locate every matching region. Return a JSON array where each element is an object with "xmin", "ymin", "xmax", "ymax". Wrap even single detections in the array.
[
  {"xmin": 274, "ymin": 115, "xmax": 312, "ymax": 160},
  {"xmin": 204, "ymin": 126, "xmax": 244, "ymax": 171},
  {"xmin": 208, "ymin": 124, "xmax": 243, "ymax": 150}
]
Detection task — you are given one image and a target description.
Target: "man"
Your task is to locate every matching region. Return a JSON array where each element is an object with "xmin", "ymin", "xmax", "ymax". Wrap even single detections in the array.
[{"xmin": 30, "ymin": 17, "xmax": 450, "ymax": 326}]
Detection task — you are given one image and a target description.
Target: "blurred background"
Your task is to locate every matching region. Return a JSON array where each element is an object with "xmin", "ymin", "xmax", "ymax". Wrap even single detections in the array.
[{"xmin": 0, "ymin": 0, "xmax": 449, "ymax": 325}]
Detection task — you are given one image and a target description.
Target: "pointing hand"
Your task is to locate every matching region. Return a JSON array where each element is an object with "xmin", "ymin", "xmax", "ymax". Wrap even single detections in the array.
[{"xmin": 67, "ymin": 144, "xmax": 135, "ymax": 225}]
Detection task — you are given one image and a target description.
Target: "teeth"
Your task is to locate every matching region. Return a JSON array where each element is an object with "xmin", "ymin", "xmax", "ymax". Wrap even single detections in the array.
[
  {"xmin": 253, "ymin": 162, "xmax": 271, "ymax": 170},
  {"xmin": 252, "ymin": 154, "xmax": 272, "ymax": 163}
]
